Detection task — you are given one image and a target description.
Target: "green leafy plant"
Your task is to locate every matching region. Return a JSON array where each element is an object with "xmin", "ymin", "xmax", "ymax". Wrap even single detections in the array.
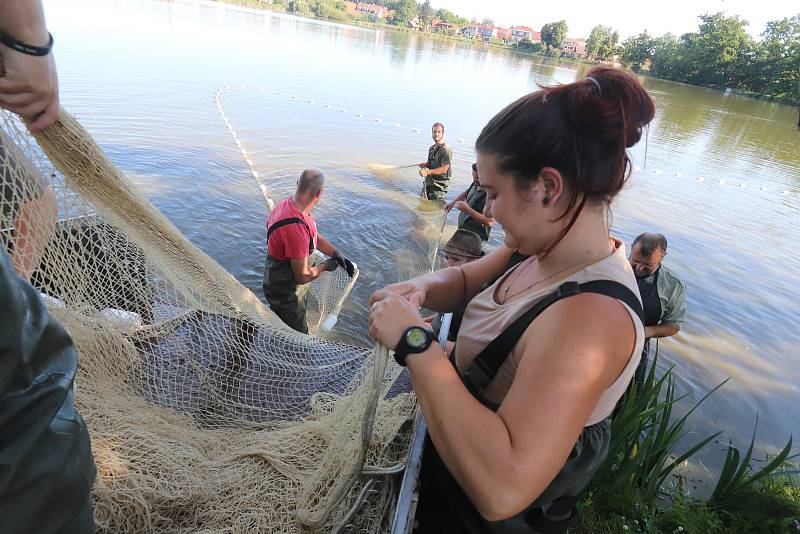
[
  {"xmin": 572, "ymin": 351, "xmax": 799, "ymax": 533},
  {"xmin": 653, "ymin": 490, "xmax": 723, "ymax": 533},
  {"xmin": 709, "ymin": 468, "xmax": 800, "ymax": 533},
  {"xmin": 592, "ymin": 355, "xmax": 726, "ymax": 512},
  {"xmin": 710, "ymin": 420, "xmax": 795, "ymax": 504}
]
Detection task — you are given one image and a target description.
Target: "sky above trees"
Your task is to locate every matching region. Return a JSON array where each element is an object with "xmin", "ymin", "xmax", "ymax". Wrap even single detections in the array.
[{"xmin": 426, "ymin": 0, "xmax": 794, "ymax": 39}]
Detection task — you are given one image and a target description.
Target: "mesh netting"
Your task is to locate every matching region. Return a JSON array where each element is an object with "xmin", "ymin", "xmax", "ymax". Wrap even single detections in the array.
[
  {"xmin": 302, "ymin": 251, "xmax": 361, "ymax": 337},
  {"xmin": 0, "ymin": 106, "xmax": 440, "ymax": 532}
]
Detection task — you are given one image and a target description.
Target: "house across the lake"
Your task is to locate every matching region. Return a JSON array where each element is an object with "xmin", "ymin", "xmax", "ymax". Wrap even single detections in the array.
[
  {"xmin": 510, "ymin": 26, "xmax": 539, "ymax": 43},
  {"xmin": 561, "ymin": 38, "xmax": 587, "ymax": 58},
  {"xmin": 344, "ymin": 2, "xmax": 394, "ymax": 20}
]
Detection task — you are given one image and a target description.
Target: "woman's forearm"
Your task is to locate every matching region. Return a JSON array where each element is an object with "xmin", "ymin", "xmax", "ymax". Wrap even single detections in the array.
[{"xmin": 403, "ymin": 246, "xmax": 514, "ymax": 314}]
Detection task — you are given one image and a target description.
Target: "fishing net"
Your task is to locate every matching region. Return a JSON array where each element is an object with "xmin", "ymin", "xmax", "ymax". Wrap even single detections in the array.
[
  {"xmin": 303, "ymin": 251, "xmax": 361, "ymax": 336},
  {"xmin": 0, "ymin": 106, "xmax": 437, "ymax": 532}
]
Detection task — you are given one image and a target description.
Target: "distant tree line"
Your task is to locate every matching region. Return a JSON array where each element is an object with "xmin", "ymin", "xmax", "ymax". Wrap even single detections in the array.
[
  {"xmin": 586, "ymin": 25, "xmax": 618, "ymax": 60},
  {"xmin": 276, "ymin": 1, "xmax": 798, "ymax": 104},
  {"xmin": 282, "ymin": 0, "xmax": 348, "ymax": 21},
  {"xmin": 615, "ymin": 13, "xmax": 799, "ymax": 104},
  {"xmin": 371, "ymin": 0, "xmax": 469, "ymax": 26}
]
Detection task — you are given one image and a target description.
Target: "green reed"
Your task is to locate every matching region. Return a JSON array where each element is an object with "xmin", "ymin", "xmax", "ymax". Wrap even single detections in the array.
[
  {"xmin": 591, "ymin": 355, "xmax": 725, "ymax": 509},
  {"xmin": 572, "ymin": 352, "xmax": 799, "ymax": 533}
]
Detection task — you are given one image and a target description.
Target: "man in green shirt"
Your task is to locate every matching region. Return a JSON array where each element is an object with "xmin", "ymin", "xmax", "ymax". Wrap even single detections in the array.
[
  {"xmin": 629, "ymin": 232, "xmax": 686, "ymax": 387},
  {"xmin": 418, "ymin": 122, "xmax": 453, "ymax": 202}
]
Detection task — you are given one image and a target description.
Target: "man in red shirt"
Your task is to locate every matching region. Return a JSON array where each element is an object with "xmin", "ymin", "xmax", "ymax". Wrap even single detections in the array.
[{"xmin": 262, "ymin": 169, "xmax": 355, "ymax": 333}]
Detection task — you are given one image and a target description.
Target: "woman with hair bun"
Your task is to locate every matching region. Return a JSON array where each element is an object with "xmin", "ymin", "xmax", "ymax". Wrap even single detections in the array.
[{"xmin": 369, "ymin": 67, "xmax": 655, "ymax": 532}]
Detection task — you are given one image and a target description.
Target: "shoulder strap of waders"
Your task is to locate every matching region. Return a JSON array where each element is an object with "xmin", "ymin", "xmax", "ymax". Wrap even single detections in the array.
[
  {"xmin": 267, "ymin": 217, "xmax": 314, "ymax": 255},
  {"xmin": 462, "ymin": 280, "xmax": 644, "ymax": 410},
  {"xmin": 464, "ymin": 181, "xmax": 475, "ymax": 198},
  {"xmin": 429, "ymin": 143, "xmax": 444, "ymax": 164}
]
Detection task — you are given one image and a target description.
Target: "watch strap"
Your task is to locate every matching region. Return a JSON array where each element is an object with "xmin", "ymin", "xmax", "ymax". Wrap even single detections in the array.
[{"xmin": 393, "ymin": 326, "xmax": 436, "ymax": 367}]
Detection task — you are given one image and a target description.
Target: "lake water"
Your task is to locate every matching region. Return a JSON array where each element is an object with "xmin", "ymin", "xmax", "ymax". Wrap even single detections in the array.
[{"xmin": 44, "ymin": 0, "xmax": 799, "ymax": 474}]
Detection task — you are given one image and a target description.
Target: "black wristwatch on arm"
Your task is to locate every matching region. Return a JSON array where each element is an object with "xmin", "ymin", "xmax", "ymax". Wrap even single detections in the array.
[{"xmin": 393, "ymin": 326, "xmax": 437, "ymax": 367}]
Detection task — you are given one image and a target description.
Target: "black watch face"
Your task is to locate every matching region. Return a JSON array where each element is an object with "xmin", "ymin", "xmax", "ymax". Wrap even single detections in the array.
[{"xmin": 405, "ymin": 327, "xmax": 429, "ymax": 349}]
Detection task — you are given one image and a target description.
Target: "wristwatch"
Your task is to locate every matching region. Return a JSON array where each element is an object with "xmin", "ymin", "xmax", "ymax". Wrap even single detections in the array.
[{"xmin": 394, "ymin": 326, "xmax": 437, "ymax": 367}]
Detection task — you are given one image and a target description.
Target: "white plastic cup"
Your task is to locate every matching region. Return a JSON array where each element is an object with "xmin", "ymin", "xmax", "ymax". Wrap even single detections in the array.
[{"xmin": 320, "ymin": 314, "xmax": 338, "ymax": 334}]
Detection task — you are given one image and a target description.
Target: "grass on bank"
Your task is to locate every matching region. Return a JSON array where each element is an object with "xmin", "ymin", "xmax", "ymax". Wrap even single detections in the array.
[{"xmin": 570, "ymin": 355, "xmax": 800, "ymax": 533}]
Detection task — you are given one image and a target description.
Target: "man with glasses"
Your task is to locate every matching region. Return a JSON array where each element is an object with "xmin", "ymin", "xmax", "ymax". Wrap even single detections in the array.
[{"xmin": 629, "ymin": 232, "xmax": 686, "ymax": 387}]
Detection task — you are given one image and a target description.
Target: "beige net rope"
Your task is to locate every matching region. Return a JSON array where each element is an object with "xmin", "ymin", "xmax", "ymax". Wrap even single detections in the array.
[{"xmin": 0, "ymin": 107, "xmax": 433, "ymax": 532}]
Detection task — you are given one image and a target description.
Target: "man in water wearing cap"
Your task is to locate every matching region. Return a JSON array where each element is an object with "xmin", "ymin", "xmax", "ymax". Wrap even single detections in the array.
[
  {"xmin": 428, "ymin": 229, "xmax": 484, "ymax": 343},
  {"xmin": 263, "ymin": 169, "xmax": 355, "ymax": 333},
  {"xmin": 446, "ymin": 162, "xmax": 493, "ymax": 247},
  {"xmin": 418, "ymin": 122, "xmax": 453, "ymax": 202}
]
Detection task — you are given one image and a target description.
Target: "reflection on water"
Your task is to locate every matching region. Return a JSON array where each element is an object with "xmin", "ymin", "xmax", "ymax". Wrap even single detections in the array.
[{"xmin": 46, "ymin": 0, "xmax": 800, "ymax": 470}]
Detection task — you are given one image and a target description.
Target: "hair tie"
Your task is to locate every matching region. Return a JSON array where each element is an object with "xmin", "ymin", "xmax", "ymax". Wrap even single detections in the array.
[{"xmin": 586, "ymin": 76, "xmax": 602, "ymax": 94}]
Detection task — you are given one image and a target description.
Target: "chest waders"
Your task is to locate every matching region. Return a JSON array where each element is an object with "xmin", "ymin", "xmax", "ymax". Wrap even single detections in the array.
[
  {"xmin": 417, "ymin": 280, "xmax": 644, "ymax": 534},
  {"xmin": 262, "ymin": 217, "xmax": 314, "ymax": 334},
  {"xmin": 0, "ymin": 250, "xmax": 96, "ymax": 534},
  {"xmin": 634, "ymin": 268, "xmax": 662, "ymax": 388},
  {"xmin": 459, "ymin": 182, "xmax": 491, "ymax": 242},
  {"xmin": 424, "ymin": 144, "xmax": 448, "ymax": 202}
]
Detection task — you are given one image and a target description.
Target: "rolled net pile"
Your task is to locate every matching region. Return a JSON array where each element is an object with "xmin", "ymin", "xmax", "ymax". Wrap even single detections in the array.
[{"xmin": 0, "ymin": 108, "xmax": 434, "ymax": 532}]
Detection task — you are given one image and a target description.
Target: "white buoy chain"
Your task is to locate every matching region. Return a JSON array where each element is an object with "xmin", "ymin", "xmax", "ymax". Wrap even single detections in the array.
[{"xmin": 217, "ymin": 86, "xmax": 794, "ymax": 201}]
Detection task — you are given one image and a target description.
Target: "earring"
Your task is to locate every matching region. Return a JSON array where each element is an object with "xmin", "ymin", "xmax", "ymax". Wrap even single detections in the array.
[{"xmin": 543, "ymin": 196, "xmax": 550, "ymax": 205}]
